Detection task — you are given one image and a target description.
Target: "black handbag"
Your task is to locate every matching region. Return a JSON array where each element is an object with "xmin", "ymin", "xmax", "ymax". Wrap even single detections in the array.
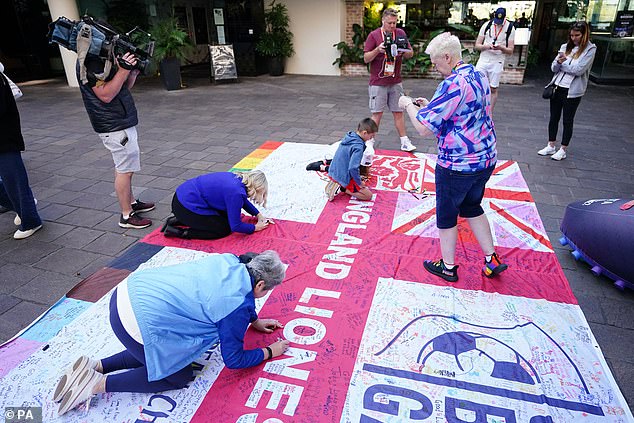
[
  {"xmin": 542, "ymin": 83, "xmax": 556, "ymax": 99},
  {"xmin": 542, "ymin": 72, "xmax": 565, "ymax": 100}
]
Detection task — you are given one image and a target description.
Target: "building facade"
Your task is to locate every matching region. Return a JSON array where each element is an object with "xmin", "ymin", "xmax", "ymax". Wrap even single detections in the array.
[{"xmin": 1, "ymin": 0, "xmax": 630, "ymax": 84}]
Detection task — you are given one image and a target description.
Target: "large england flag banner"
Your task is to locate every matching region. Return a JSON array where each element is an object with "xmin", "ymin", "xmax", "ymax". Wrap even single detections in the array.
[{"xmin": 0, "ymin": 141, "xmax": 631, "ymax": 422}]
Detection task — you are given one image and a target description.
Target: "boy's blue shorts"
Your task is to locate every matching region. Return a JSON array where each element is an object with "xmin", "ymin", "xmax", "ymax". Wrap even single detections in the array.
[{"xmin": 434, "ymin": 164, "xmax": 495, "ymax": 229}]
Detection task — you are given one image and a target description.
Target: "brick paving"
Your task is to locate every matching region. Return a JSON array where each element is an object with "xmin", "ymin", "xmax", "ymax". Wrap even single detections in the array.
[{"xmin": 1, "ymin": 69, "xmax": 633, "ymax": 408}]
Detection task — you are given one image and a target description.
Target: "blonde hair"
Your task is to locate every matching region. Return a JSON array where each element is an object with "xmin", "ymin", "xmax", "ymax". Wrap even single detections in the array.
[
  {"xmin": 236, "ymin": 170, "xmax": 268, "ymax": 207},
  {"xmin": 425, "ymin": 32, "xmax": 462, "ymax": 62}
]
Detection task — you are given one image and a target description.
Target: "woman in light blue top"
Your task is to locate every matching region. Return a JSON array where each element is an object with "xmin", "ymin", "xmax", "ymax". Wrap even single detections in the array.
[
  {"xmin": 54, "ymin": 250, "xmax": 290, "ymax": 416},
  {"xmin": 538, "ymin": 21, "xmax": 596, "ymax": 161}
]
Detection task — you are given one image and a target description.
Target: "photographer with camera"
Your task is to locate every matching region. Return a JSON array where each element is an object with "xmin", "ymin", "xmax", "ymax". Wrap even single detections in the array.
[
  {"xmin": 363, "ymin": 8, "xmax": 416, "ymax": 157},
  {"xmin": 77, "ymin": 49, "xmax": 154, "ymax": 229}
]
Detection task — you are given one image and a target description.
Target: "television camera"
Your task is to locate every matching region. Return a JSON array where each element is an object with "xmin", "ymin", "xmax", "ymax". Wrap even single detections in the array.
[{"xmin": 48, "ymin": 16, "xmax": 154, "ymax": 74}]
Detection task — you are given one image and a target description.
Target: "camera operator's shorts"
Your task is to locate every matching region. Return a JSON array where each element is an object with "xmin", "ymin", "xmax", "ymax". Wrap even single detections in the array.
[
  {"xmin": 475, "ymin": 60, "xmax": 503, "ymax": 88},
  {"xmin": 369, "ymin": 83, "xmax": 404, "ymax": 113},
  {"xmin": 98, "ymin": 126, "xmax": 141, "ymax": 173},
  {"xmin": 434, "ymin": 164, "xmax": 494, "ymax": 229}
]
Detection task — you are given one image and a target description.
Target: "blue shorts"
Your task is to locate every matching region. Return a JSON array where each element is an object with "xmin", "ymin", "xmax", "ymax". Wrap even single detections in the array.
[{"xmin": 435, "ymin": 164, "xmax": 495, "ymax": 229}]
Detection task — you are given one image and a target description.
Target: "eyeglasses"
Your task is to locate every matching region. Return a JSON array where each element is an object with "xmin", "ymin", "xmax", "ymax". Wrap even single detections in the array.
[{"xmin": 571, "ymin": 22, "xmax": 586, "ymax": 29}]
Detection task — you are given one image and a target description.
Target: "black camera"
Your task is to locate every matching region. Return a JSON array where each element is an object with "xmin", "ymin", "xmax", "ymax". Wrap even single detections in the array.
[
  {"xmin": 48, "ymin": 16, "xmax": 154, "ymax": 74},
  {"xmin": 383, "ymin": 33, "xmax": 410, "ymax": 60}
]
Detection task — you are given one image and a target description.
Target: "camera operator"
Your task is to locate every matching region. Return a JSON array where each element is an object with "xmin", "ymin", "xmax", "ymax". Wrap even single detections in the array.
[{"xmin": 77, "ymin": 51, "xmax": 154, "ymax": 229}]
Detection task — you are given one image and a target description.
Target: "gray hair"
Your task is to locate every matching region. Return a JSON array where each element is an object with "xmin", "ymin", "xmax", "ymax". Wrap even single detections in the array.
[
  {"xmin": 425, "ymin": 32, "xmax": 462, "ymax": 61},
  {"xmin": 246, "ymin": 250, "xmax": 286, "ymax": 290},
  {"xmin": 382, "ymin": 8, "xmax": 398, "ymax": 19}
]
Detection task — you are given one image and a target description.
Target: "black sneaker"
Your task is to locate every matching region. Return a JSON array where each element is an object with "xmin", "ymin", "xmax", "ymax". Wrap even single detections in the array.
[
  {"xmin": 119, "ymin": 212, "xmax": 152, "ymax": 229},
  {"xmin": 423, "ymin": 259, "xmax": 459, "ymax": 282},
  {"xmin": 131, "ymin": 199, "xmax": 155, "ymax": 213},
  {"xmin": 160, "ymin": 215, "xmax": 180, "ymax": 232},
  {"xmin": 163, "ymin": 224, "xmax": 185, "ymax": 238},
  {"xmin": 306, "ymin": 159, "xmax": 332, "ymax": 172}
]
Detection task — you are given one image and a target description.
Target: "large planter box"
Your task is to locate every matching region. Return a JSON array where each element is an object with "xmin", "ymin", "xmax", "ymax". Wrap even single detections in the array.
[
  {"xmin": 340, "ymin": 63, "xmax": 369, "ymax": 77},
  {"xmin": 400, "ymin": 40, "xmax": 527, "ymax": 84}
]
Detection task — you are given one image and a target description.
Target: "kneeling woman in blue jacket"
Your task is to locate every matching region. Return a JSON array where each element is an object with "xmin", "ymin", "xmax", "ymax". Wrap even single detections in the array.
[
  {"xmin": 166, "ymin": 170, "xmax": 274, "ymax": 239},
  {"xmin": 54, "ymin": 250, "xmax": 290, "ymax": 415}
]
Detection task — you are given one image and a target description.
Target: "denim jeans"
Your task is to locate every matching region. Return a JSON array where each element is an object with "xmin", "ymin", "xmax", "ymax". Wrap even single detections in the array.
[
  {"xmin": 435, "ymin": 164, "xmax": 495, "ymax": 229},
  {"xmin": 0, "ymin": 151, "xmax": 41, "ymax": 230}
]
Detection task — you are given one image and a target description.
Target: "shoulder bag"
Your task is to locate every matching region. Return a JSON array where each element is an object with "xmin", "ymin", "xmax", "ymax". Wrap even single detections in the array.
[{"xmin": 543, "ymin": 71, "xmax": 565, "ymax": 100}]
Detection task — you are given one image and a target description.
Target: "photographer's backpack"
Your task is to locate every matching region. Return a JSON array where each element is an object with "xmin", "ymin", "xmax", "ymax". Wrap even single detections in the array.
[{"xmin": 484, "ymin": 20, "xmax": 514, "ymax": 47}]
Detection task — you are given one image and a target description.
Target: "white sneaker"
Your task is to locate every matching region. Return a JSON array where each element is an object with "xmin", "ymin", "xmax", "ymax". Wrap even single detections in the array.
[
  {"xmin": 58, "ymin": 368, "xmax": 104, "ymax": 415},
  {"xmin": 401, "ymin": 138, "xmax": 417, "ymax": 152},
  {"xmin": 14, "ymin": 198, "xmax": 37, "ymax": 226},
  {"xmin": 551, "ymin": 148, "xmax": 567, "ymax": 161},
  {"xmin": 14, "ymin": 225, "xmax": 42, "ymax": 240},
  {"xmin": 325, "ymin": 180, "xmax": 341, "ymax": 202},
  {"xmin": 537, "ymin": 144, "xmax": 557, "ymax": 156},
  {"xmin": 53, "ymin": 356, "xmax": 100, "ymax": 403}
]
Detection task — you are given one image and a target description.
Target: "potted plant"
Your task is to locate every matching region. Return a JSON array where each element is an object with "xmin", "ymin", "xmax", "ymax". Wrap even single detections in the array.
[
  {"xmin": 255, "ymin": 1, "xmax": 294, "ymax": 76},
  {"xmin": 150, "ymin": 18, "xmax": 193, "ymax": 90},
  {"xmin": 333, "ymin": 24, "xmax": 369, "ymax": 76}
]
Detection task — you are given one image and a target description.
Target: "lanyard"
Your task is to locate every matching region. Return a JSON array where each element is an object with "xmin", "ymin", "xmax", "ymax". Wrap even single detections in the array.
[{"xmin": 489, "ymin": 21, "xmax": 505, "ymax": 43}]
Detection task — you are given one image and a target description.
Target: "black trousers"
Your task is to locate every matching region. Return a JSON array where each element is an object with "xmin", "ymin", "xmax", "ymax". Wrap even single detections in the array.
[
  {"xmin": 171, "ymin": 194, "xmax": 231, "ymax": 240},
  {"xmin": 548, "ymin": 87, "xmax": 582, "ymax": 147}
]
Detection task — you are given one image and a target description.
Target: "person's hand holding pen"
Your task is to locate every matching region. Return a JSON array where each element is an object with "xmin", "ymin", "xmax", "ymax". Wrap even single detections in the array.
[
  {"xmin": 414, "ymin": 97, "xmax": 429, "ymax": 107},
  {"xmin": 252, "ymin": 317, "xmax": 291, "ymax": 360},
  {"xmin": 257, "ymin": 213, "xmax": 275, "ymax": 224},
  {"xmin": 255, "ymin": 213, "xmax": 275, "ymax": 231},
  {"xmin": 268, "ymin": 337, "xmax": 290, "ymax": 359}
]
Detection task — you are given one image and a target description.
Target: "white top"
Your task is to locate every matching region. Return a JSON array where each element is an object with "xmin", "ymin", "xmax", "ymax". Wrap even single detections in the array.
[
  {"xmin": 555, "ymin": 46, "xmax": 579, "ymax": 88},
  {"xmin": 116, "ymin": 279, "xmax": 144, "ymax": 344},
  {"xmin": 478, "ymin": 20, "xmax": 516, "ymax": 63}
]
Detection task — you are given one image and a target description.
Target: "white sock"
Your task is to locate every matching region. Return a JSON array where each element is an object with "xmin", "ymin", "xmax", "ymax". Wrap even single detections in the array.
[
  {"xmin": 400, "ymin": 136, "xmax": 410, "ymax": 144},
  {"xmin": 123, "ymin": 213, "xmax": 131, "ymax": 220},
  {"xmin": 444, "ymin": 262, "xmax": 456, "ymax": 270}
]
